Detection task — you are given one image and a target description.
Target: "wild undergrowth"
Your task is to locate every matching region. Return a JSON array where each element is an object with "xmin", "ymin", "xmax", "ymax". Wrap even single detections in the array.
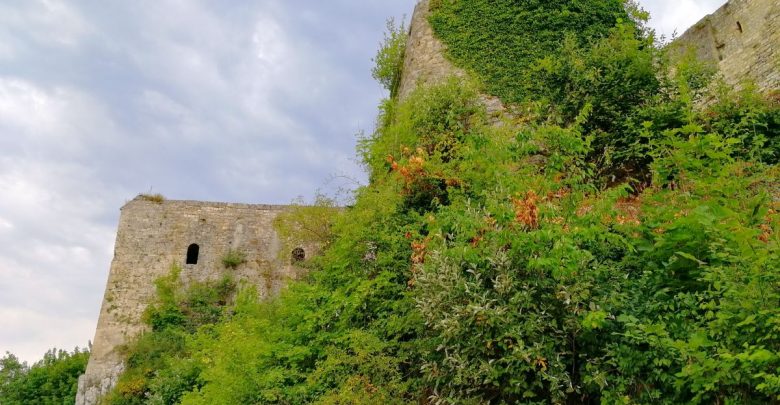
[{"xmin": 103, "ymin": 265, "xmax": 236, "ymax": 405}]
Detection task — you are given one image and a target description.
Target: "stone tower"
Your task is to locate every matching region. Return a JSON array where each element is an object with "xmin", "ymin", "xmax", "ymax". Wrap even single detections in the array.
[
  {"xmin": 397, "ymin": 0, "xmax": 505, "ymax": 115},
  {"xmin": 76, "ymin": 197, "xmax": 311, "ymax": 405}
]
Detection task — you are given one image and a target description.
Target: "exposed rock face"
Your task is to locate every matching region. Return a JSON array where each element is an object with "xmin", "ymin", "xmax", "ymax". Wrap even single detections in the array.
[
  {"xmin": 75, "ymin": 197, "xmax": 312, "ymax": 404},
  {"xmin": 75, "ymin": 363, "xmax": 123, "ymax": 405},
  {"xmin": 675, "ymin": 0, "xmax": 779, "ymax": 93}
]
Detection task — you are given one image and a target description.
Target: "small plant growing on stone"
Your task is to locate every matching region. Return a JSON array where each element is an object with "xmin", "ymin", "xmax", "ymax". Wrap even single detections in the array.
[
  {"xmin": 221, "ymin": 249, "xmax": 246, "ymax": 269},
  {"xmin": 139, "ymin": 193, "xmax": 165, "ymax": 203},
  {"xmin": 372, "ymin": 17, "xmax": 407, "ymax": 98}
]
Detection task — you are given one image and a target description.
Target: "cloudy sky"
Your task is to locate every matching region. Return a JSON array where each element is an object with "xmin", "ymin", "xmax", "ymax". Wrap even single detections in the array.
[{"xmin": 0, "ymin": 0, "xmax": 724, "ymax": 364}]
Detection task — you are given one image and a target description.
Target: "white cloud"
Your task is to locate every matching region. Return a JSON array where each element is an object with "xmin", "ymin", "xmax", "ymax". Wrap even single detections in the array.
[
  {"xmin": 0, "ymin": 79, "xmax": 123, "ymax": 160},
  {"xmin": 0, "ymin": 0, "xmax": 91, "ymax": 53},
  {"xmin": 0, "ymin": 79, "xmax": 122, "ymax": 362},
  {"xmin": 640, "ymin": 0, "xmax": 725, "ymax": 38},
  {"xmin": 0, "ymin": 217, "xmax": 13, "ymax": 231},
  {"xmin": 0, "ymin": 307, "xmax": 94, "ymax": 362},
  {"xmin": 252, "ymin": 17, "xmax": 288, "ymax": 65}
]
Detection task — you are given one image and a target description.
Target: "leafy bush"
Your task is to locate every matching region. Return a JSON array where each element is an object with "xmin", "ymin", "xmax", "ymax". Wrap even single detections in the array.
[
  {"xmin": 372, "ymin": 18, "xmax": 408, "ymax": 97},
  {"xmin": 272, "ymin": 194, "xmax": 341, "ymax": 263},
  {"xmin": 703, "ymin": 83, "xmax": 780, "ymax": 164},
  {"xmin": 0, "ymin": 347, "xmax": 89, "ymax": 405},
  {"xmin": 143, "ymin": 60, "xmax": 779, "ymax": 405},
  {"xmin": 104, "ymin": 265, "xmax": 236, "ymax": 405}
]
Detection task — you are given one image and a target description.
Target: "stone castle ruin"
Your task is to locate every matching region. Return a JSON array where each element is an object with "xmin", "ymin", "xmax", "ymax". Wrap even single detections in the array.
[
  {"xmin": 76, "ymin": 198, "xmax": 315, "ymax": 404},
  {"xmin": 675, "ymin": 0, "xmax": 779, "ymax": 92},
  {"xmin": 76, "ymin": 0, "xmax": 778, "ymax": 403},
  {"xmin": 399, "ymin": 0, "xmax": 779, "ymax": 98}
]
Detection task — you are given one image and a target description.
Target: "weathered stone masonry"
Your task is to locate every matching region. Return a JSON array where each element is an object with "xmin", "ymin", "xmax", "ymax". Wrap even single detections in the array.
[
  {"xmin": 397, "ymin": 0, "xmax": 506, "ymax": 115},
  {"xmin": 672, "ymin": 0, "xmax": 778, "ymax": 92},
  {"xmin": 76, "ymin": 197, "xmax": 313, "ymax": 405}
]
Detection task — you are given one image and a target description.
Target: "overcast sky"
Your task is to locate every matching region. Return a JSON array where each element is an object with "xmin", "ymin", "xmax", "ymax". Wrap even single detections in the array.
[{"xmin": 0, "ymin": 0, "xmax": 724, "ymax": 364}]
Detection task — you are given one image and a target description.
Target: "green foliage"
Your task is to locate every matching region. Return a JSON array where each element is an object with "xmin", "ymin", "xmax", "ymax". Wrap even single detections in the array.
[
  {"xmin": 104, "ymin": 265, "xmax": 236, "ymax": 405},
  {"xmin": 273, "ymin": 194, "xmax": 341, "ymax": 263},
  {"xmin": 430, "ymin": 0, "xmax": 658, "ymax": 185},
  {"xmin": 428, "ymin": 0, "xmax": 632, "ymax": 105},
  {"xmin": 704, "ymin": 83, "xmax": 780, "ymax": 164},
  {"xmin": 106, "ymin": 61, "xmax": 780, "ymax": 404},
  {"xmin": 0, "ymin": 347, "xmax": 89, "ymax": 405},
  {"xmin": 371, "ymin": 18, "xmax": 407, "ymax": 98},
  {"xmin": 588, "ymin": 161, "xmax": 780, "ymax": 404},
  {"xmin": 402, "ymin": 79, "xmax": 780, "ymax": 402},
  {"xmin": 529, "ymin": 24, "xmax": 662, "ymax": 180},
  {"xmin": 179, "ymin": 283, "xmax": 417, "ymax": 404},
  {"xmin": 220, "ymin": 249, "xmax": 245, "ymax": 269}
]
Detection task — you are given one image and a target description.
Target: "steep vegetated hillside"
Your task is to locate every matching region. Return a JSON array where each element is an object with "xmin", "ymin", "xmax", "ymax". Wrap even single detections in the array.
[{"xmin": 98, "ymin": 1, "xmax": 780, "ymax": 404}]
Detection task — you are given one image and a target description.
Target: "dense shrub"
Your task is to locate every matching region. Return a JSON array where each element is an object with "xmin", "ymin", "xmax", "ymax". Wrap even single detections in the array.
[
  {"xmin": 178, "ymin": 70, "xmax": 778, "ymax": 403},
  {"xmin": 103, "ymin": 265, "xmax": 235, "ymax": 405},
  {"xmin": 0, "ymin": 347, "xmax": 89, "ymax": 404},
  {"xmin": 272, "ymin": 193, "xmax": 341, "ymax": 262}
]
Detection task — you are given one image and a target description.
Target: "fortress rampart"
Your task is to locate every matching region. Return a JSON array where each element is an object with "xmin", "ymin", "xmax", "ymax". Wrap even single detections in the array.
[{"xmin": 76, "ymin": 197, "xmax": 311, "ymax": 405}]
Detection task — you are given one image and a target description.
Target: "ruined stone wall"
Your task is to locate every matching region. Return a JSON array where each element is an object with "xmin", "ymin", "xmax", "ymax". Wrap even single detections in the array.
[
  {"xmin": 675, "ymin": 0, "xmax": 779, "ymax": 93},
  {"xmin": 397, "ymin": 0, "xmax": 505, "ymax": 115},
  {"xmin": 401, "ymin": 0, "xmax": 778, "ymax": 105},
  {"xmin": 76, "ymin": 197, "xmax": 313, "ymax": 405},
  {"xmin": 396, "ymin": 0, "xmax": 462, "ymax": 101}
]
